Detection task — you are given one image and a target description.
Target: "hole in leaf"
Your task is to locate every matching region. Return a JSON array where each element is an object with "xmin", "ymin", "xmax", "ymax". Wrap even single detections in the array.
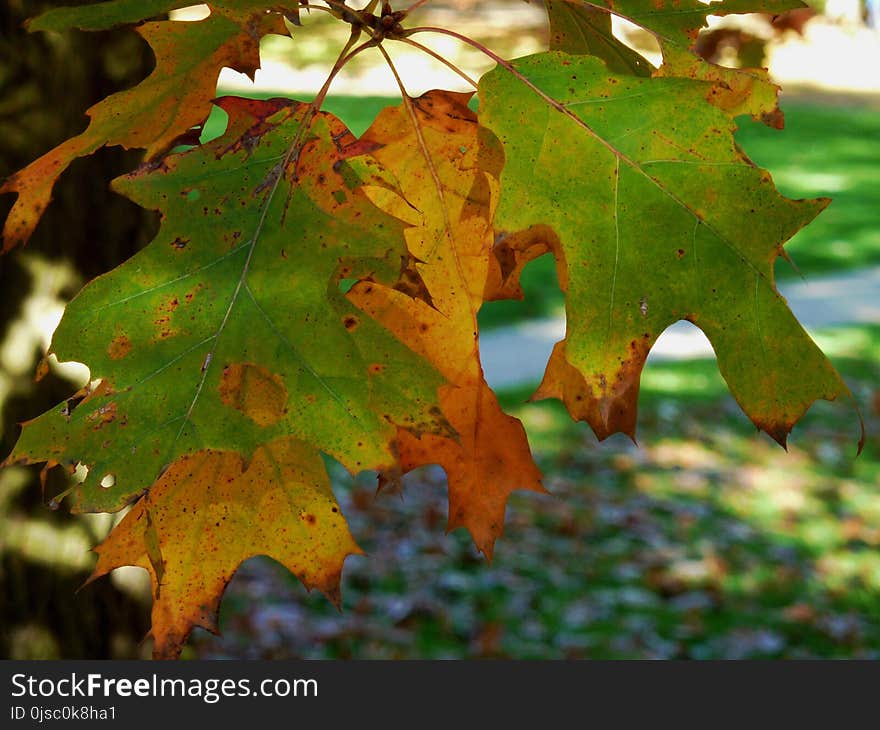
[
  {"xmin": 100, "ymin": 474, "xmax": 116, "ymax": 489},
  {"xmin": 200, "ymin": 105, "xmax": 229, "ymax": 144},
  {"xmin": 611, "ymin": 16, "xmax": 662, "ymax": 68},
  {"xmin": 168, "ymin": 4, "xmax": 211, "ymax": 21},
  {"xmin": 73, "ymin": 462, "xmax": 90, "ymax": 483},
  {"xmin": 478, "ymin": 252, "xmax": 561, "ymax": 330}
]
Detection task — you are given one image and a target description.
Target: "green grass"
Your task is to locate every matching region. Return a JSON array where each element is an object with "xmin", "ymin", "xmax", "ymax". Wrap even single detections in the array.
[{"xmin": 736, "ymin": 100, "xmax": 880, "ymax": 281}]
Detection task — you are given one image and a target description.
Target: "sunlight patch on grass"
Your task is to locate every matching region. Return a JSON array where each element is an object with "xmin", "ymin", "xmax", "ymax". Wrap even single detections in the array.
[{"xmin": 771, "ymin": 169, "xmax": 849, "ymax": 193}]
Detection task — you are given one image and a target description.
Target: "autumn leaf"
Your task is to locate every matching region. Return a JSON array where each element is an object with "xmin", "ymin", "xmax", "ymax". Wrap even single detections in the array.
[
  {"xmin": 27, "ymin": 1, "xmax": 201, "ymax": 30},
  {"xmin": 27, "ymin": 0, "xmax": 286, "ymax": 31},
  {"xmin": 346, "ymin": 91, "xmax": 545, "ymax": 558},
  {"xmin": 544, "ymin": 0, "xmax": 651, "ymax": 76},
  {"xmin": 4, "ymin": 97, "xmax": 447, "ymax": 514},
  {"xmin": 543, "ymin": 0, "xmax": 809, "ymax": 123},
  {"xmin": 87, "ymin": 436, "xmax": 360, "ymax": 659},
  {"xmin": 1, "ymin": 0, "xmax": 864, "ymax": 659},
  {"xmin": 479, "ymin": 52, "xmax": 854, "ymax": 447},
  {"xmin": 1, "ymin": 4, "xmax": 290, "ymax": 251}
]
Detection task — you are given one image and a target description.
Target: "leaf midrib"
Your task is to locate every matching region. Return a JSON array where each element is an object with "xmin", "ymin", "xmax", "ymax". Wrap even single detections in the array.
[
  {"xmin": 515, "ymin": 57, "xmax": 773, "ymax": 286},
  {"xmin": 160, "ymin": 110, "xmax": 349, "ymax": 477}
]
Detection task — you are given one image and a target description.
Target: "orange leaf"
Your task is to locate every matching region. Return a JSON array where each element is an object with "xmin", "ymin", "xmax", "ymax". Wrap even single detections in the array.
[
  {"xmin": 1, "ymin": 11, "xmax": 287, "ymax": 251},
  {"xmin": 87, "ymin": 436, "xmax": 361, "ymax": 659},
  {"xmin": 347, "ymin": 90, "xmax": 545, "ymax": 559}
]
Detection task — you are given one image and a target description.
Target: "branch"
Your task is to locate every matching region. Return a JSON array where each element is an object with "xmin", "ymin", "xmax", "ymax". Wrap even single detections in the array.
[{"xmin": 392, "ymin": 36, "xmax": 478, "ymax": 89}]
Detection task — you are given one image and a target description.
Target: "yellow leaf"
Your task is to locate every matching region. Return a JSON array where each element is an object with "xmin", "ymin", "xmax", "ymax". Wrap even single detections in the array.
[
  {"xmin": 88, "ymin": 437, "xmax": 361, "ymax": 659},
  {"xmin": 348, "ymin": 90, "xmax": 546, "ymax": 559}
]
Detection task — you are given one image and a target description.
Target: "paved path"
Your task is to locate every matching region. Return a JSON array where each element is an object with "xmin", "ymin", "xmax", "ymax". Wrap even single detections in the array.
[{"xmin": 480, "ymin": 267, "xmax": 880, "ymax": 390}]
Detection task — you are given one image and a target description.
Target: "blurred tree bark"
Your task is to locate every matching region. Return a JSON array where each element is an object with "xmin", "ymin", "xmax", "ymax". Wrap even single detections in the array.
[{"xmin": 0, "ymin": 0, "xmax": 159, "ymax": 658}]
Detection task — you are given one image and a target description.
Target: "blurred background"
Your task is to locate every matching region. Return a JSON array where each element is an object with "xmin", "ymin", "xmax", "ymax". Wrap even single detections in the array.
[{"xmin": 0, "ymin": 0, "xmax": 878, "ymax": 659}]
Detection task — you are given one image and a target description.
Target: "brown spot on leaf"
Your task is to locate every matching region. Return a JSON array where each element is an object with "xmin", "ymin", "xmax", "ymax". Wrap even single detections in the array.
[
  {"xmin": 218, "ymin": 362, "xmax": 288, "ymax": 427},
  {"xmin": 86, "ymin": 402, "xmax": 118, "ymax": 430},
  {"xmin": 343, "ymin": 315, "xmax": 359, "ymax": 331},
  {"xmin": 152, "ymin": 312, "xmax": 177, "ymax": 340},
  {"xmin": 760, "ymin": 108, "xmax": 785, "ymax": 130},
  {"xmin": 393, "ymin": 258, "xmax": 435, "ymax": 306},
  {"xmin": 107, "ymin": 335, "xmax": 132, "ymax": 360},
  {"xmin": 183, "ymin": 283, "xmax": 205, "ymax": 304}
]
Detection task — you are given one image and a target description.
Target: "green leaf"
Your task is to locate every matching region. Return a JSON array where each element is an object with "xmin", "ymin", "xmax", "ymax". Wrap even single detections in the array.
[
  {"xmin": 570, "ymin": 0, "xmax": 803, "ymax": 51},
  {"xmin": 28, "ymin": 1, "xmax": 191, "ymax": 30},
  {"xmin": 479, "ymin": 51, "xmax": 854, "ymax": 447},
  {"xmin": 6, "ymin": 97, "xmax": 447, "ymax": 512},
  {"xmin": 546, "ymin": 0, "xmax": 808, "ymax": 123},
  {"xmin": 545, "ymin": 0, "xmax": 651, "ymax": 76},
  {"xmin": 27, "ymin": 0, "xmax": 293, "ymax": 31}
]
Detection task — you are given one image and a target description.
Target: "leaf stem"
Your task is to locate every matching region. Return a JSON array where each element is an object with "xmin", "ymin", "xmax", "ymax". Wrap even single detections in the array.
[
  {"xmin": 375, "ymin": 44, "xmax": 473, "ymax": 318},
  {"xmin": 392, "ymin": 36, "xmax": 478, "ymax": 88},
  {"xmin": 312, "ymin": 34, "xmax": 378, "ymax": 111},
  {"xmin": 404, "ymin": 25, "xmax": 584, "ymax": 119},
  {"xmin": 404, "ymin": 25, "xmax": 544, "ymax": 92},
  {"xmin": 404, "ymin": 26, "xmax": 640, "ymax": 164},
  {"xmin": 298, "ymin": 4, "xmax": 340, "ymax": 18},
  {"xmin": 401, "ymin": 0, "xmax": 432, "ymax": 15}
]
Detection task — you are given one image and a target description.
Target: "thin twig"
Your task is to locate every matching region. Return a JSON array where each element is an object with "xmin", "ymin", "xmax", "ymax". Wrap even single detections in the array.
[
  {"xmin": 297, "ymin": 4, "xmax": 339, "ymax": 18},
  {"xmin": 402, "ymin": 0, "xmax": 432, "ymax": 15},
  {"xmin": 404, "ymin": 26, "xmax": 622, "ymax": 150},
  {"xmin": 311, "ymin": 34, "xmax": 377, "ymax": 109},
  {"xmin": 392, "ymin": 36, "xmax": 478, "ymax": 88},
  {"xmin": 404, "ymin": 26, "xmax": 521, "ymax": 79},
  {"xmin": 375, "ymin": 44, "xmax": 473, "ymax": 310}
]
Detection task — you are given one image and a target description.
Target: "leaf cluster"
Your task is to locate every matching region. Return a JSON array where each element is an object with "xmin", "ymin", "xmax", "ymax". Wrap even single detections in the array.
[{"xmin": 0, "ymin": 0, "xmax": 860, "ymax": 657}]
